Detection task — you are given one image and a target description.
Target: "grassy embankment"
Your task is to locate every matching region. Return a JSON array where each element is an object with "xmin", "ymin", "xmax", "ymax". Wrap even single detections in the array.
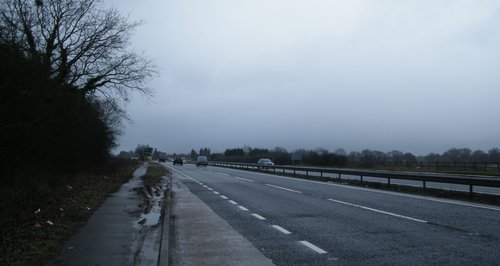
[
  {"xmin": 142, "ymin": 163, "xmax": 168, "ymax": 187},
  {"xmin": 0, "ymin": 158, "xmax": 140, "ymax": 266}
]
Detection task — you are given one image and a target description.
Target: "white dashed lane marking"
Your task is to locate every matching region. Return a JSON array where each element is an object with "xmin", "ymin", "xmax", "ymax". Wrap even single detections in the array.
[
  {"xmin": 328, "ymin": 199, "xmax": 428, "ymax": 223},
  {"xmin": 235, "ymin": 176, "xmax": 255, "ymax": 182},
  {"xmin": 272, "ymin": 225, "xmax": 292, "ymax": 235},
  {"xmin": 266, "ymin": 184, "xmax": 302, "ymax": 194},
  {"xmin": 252, "ymin": 213, "xmax": 266, "ymax": 220},
  {"xmin": 238, "ymin": 206, "xmax": 249, "ymax": 211},
  {"xmin": 299, "ymin": 241, "xmax": 327, "ymax": 254},
  {"xmin": 220, "ymin": 195, "xmax": 229, "ymax": 200},
  {"xmin": 228, "ymin": 200, "xmax": 238, "ymax": 205}
]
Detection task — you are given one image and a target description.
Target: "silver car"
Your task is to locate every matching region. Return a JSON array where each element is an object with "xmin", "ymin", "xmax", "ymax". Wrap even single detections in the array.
[{"xmin": 257, "ymin": 158, "xmax": 274, "ymax": 169}]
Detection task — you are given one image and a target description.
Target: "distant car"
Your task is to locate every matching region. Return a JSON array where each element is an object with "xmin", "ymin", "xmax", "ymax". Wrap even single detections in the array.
[
  {"xmin": 196, "ymin": 156, "xmax": 208, "ymax": 167},
  {"xmin": 257, "ymin": 158, "xmax": 274, "ymax": 169},
  {"xmin": 159, "ymin": 158, "xmax": 166, "ymax": 162},
  {"xmin": 173, "ymin": 158, "xmax": 183, "ymax": 165}
]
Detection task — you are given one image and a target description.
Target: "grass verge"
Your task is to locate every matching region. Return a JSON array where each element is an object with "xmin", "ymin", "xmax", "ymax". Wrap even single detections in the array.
[
  {"xmin": 142, "ymin": 163, "xmax": 168, "ymax": 187},
  {"xmin": 0, "ymin": 158, "xmax": 140, "ymax": 266}
]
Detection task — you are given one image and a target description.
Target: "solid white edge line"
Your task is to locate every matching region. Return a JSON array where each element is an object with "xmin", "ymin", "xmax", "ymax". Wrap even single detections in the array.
[
  {"xmin": 328, "ymin": 199, "xmax": 428, "ymax": 223},
  {"xmin": 235, "ymin": 176, "xmax": 255, "ymax": 182},
  {"xmin": 238, "ymin": 206, "xmax": 249, "ymax": 211},
  {"xmin": 271, "ymin": 225, "xmax": 291, "ymax": 234},
  {"xmin": 266, "ymin": 184, "xmax": 302, "ymax": 194},
  {"xmin": 228, "ymin": 200, "xmax": 238, "ymax": 205},
  {"xmin": 299, "ymin": 241, "xmax": 327, "ymax": 254},
  {"xmin": 168, "ymin": 167, "xmax": 192, "ymax": 179},
  {"xmin": 217, "ymin": 172, "xmax": 230, "ymax": 176},
  {"xmin": 252, "ymin": 213, "xmax": 266, "ymax": 220},
  {"xmin": 220, "ymin": 195, "xmax": 229, "ymax": 200}
]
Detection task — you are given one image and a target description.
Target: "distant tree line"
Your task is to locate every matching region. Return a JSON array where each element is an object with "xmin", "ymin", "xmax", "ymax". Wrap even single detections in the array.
[
  {"xmin": 197, "ymin": 146, "xmax": 500, "ymax": 169},
  {"xmin": 421, "ymin": 148, "xmax": 500, "ymax": 163},
  {"xmin": 214, "ymin": 147, "xmax": 292, "ymax": 165}
]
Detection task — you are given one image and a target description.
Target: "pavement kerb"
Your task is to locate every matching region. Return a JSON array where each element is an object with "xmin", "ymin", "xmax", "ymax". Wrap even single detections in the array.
[{"xmin": 158, "ymin": 174, "xmax": 173, "ymax": 266}]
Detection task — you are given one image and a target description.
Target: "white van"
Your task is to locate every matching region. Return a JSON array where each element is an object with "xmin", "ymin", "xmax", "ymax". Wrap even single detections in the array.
[{"xmin": 196, "ymin": 156, "xmax": 208, "ymax": 166}]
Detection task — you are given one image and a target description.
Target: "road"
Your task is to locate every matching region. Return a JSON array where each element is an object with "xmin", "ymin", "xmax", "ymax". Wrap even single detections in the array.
[{"xmin": 166, "ymin": 163, "xmax": 500, "ymax": 265}]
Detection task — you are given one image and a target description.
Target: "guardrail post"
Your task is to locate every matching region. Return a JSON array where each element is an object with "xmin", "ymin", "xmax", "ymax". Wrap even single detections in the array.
[
  {"xmin": 293, "ymin": 169, "xmax": 296, "ymax": 175},
  {"xmin": 306, "ymin": 170, "xmax": 308, "ymax": 176},
  {"xmin": 283, "ymin": 168, "xmax": 285, "ymax": 174},
  {"xmin": 387, "ymin": 177, "xmax": 391, "ymax": 186},
  {"xmin": 469, "ymin": 184, "xmax": 473, "ymax": 195},
  {"xmin": 423, "ymin": 180, "xmax": 426, "ymax": 189},
  {"xmin": 320, "ymin": 171, "xmax": 323, "ymax": 178},
  {"xmin": 338, "ymin": 173, "xmax": 341, "ymax": 180},
  {"xmin": 360, "ymin": 175, "xmax": 363, "ymax": 183}
]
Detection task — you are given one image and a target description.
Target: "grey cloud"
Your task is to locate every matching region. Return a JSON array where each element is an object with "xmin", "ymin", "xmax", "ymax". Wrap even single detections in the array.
[{"xmin": 109, "ymin": 0, "xmax": 500, "ymax": 155}]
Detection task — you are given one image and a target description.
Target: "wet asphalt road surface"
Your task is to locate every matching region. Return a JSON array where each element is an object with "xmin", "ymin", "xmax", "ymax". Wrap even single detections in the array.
[{"xmin": 167, "ymin": 163, "xmax": 500, "ymax": 266}]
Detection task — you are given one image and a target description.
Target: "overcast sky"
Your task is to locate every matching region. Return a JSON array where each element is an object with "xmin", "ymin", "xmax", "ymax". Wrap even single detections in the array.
[{"xmin": 106, "ymin": 0, "xmax": 500, "ymax": 155}]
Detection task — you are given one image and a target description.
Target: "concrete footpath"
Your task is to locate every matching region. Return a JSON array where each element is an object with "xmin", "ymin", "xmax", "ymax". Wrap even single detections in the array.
[
  {"xmin": 162, "ymin": 174, "xmax": 275, "ymax": 266},
  {"xmin": 48, "ymin": 163, "xmax": 273, "ymax": 265},
  {"xmin": 49, "ymin": 164, "xmax": 148, "ymax": 266}
]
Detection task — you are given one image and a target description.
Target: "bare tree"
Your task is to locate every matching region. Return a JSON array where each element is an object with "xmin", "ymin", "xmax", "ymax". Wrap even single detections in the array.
[{"xmin": 0, "ymin": 0, "xmax": 155, "ymax": 103}]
